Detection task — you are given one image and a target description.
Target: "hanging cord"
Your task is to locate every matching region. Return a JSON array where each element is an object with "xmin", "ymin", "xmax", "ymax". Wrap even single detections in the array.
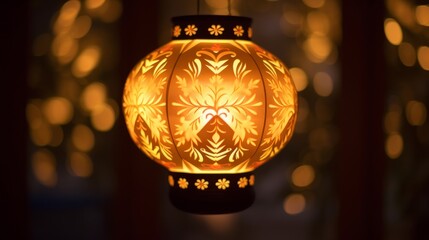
[
  {"xmin": 197, "ymin": 0, "xmax": 200, "ymax": 15},
  {"xmin": 228, "ymin": 0, "xmax": 231, "ymax": 15}
]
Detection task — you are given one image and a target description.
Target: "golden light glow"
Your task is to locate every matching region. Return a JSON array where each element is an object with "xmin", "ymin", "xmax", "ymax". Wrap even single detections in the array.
[
  {"xmin": 32, "ymin": 149, "xmax": 57, "ymax": 187},
  {"xmin": 69, "ymin": 151, "xmax": 93, "ymax": 177},
  {"xmin": 123, "ymin": 39, "xmax": 298, "ymax": 173},
  {"xmin": 416, "ymin": 5, "xmax": 429, "ymax": 27},
  {"xmin": 289, "ymin": 67, "xmax": 308, "ymax": 92},
  {"xmin": 406, "ymin": 100, "xmax": 427, "ymax": 126},
  {"xmin": 291, "ymin": 164, "xmax": 315, "ymax": 187},
  {"xmin": 71, "ymin": 124, "xmax": 95, "ymax": 152},
  {"xmin": 97, "ymin": 0, "xmax": 122, "ymax": 23},
  {"xmin": 72, "ymin": 46, "xmax": 101, "ymax": 77},
  {"xmin": 398, "ymin": 42, "xmax": 416, "ymax": 67},
  {"xmin": 54, "ymin": 0, "xmax": 81, "ymax": 34},
  {"xmin": 385, "ymin": 132, "xmax": 403, "ymax": 159},
  {"xmin": 307, "ymin": 11, "xmax": 330, "ymax": 35},
  {"xmin": 303, "ymin": 33, "xmax": 332, "ymax": 63},
  {"xmin": 91, "ymin": 102, "xmax": 116, "ymax": 131},
  {"xmin": 30, "ymin": 122, "xmax": 52, "ymax": 147},
  {"xmin": 417, "ymin": 46, "xmax": 429, "ymax": 71},
  {"xmin": 70, "ymin": 15, "xmax": 92, "ymax": 39},
  {"xmin": 313, "ymin": 72, "xmax": 333, "ymax": 97},
  {"xmin": 43, "ymin": 97, "xmax": 73, "ymax": 125},
  {"xmin": 52, "ymin": 34, "xmax": 79, "ymax": 64},
  {"xmin": 85, "ymin": 0, "xmax": 106, "ymax": 10},
  {"xmin": 384, "ymin": 105, "xmax": 402, "ymax": 133},
  {"xmin": 283, "ymin": 193, "xmax": 306, "ymax": 215},
  {"xmin": 384, "ymin": 18, "xmax": 402, "ymax": 46},
  {"xmin": 302, "ymin": 0, "xmax": 325, "ymax": 9},
  {"xmin": 81, "ymin": 82, "xmax": 107, "ymax": 112}
]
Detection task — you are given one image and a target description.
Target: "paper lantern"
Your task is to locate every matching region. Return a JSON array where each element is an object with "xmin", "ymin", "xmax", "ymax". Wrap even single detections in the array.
[{"xmin": 122, "ymin": 15, "xmax": 298, "ymax": 214}]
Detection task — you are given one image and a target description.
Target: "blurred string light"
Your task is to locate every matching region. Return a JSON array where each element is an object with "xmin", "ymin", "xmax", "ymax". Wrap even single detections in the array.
[
  {"xmin": 276, "ymin": 0, "xmax": 340, "ymax": 217},
  {"xmin": 28, "ymin": 0, "xmax": 122, "ymax": 186},
  {"xmin": 383, "ymin": 0, "xmax": 429, "ymax": 160}
]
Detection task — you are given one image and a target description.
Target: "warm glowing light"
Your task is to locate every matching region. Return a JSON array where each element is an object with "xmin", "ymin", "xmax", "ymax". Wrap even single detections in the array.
[
  {"xmin": 50, "ymin": 125, "xmax": 64, "ymax": 147},
  {"xmin": 302, "ymin": 0, "xmax": 325, "ymax": 8},
  {"xmin": 290, "ymin": 67, "xmax": 308, "ymax": 92},
  {"xmin": 291, "ymin": 164, "xmax": 315, "ymax": 187},
  {"xmin": 91, "ymin": 102, "xmax": 116, "ymax": 131},
  {"xmin": 69, "ymin": 151, "xmax": 93, "ymax": 177},
  {"xmin": 70, "ymin": 15, "xmax": 92, "ymax": 39},
  {"xmin": 416, "ymin": 5, "xmax": 429, "ymax": 27},
  {"xmin": 384, "ymin": 106, "xmax": 402, "ymax": 133},
  {"xmin": 384, "ymin": 18, "xmax": 402, "ymax": 46},
  {"xmin": 43, "ymin": 97, "xmax": 73, "ymax": 125},
  {"xmin": 283, "ymin": 193, "xmax": 306, "ymax": 215},
  {"xmin": 52, "ymin": 34, "xmax": 79, "ymax": 64},
  {"xmin": 195, "ymin": 214, "xmax": 238, "ymax": 234},
  {"xmin": 98, "ymin": 0, "xmax": 122, "ymax": 23},
  {"xmin": 81, "ymin": 82, "xmax": 107, "ymax": 112},
  {"xmin": 406, "ymin": 100, "xmax": 427, "ymax": 126},
  {"xmin": 85, "ymin": 0, "xmax": 106, "ymax": 10},
  {"xmin": 32, "ymin": 149, "xmax": 57, "ymax": 187},
  {"xmin": 71, "ymin": 124, "xmax": 95, "ymax": 152},
  {"xmin": 26, "ymin": 102, "xmax": 44, "ymax": 130},
  {"xmin": 30, "ymin": 122, "xmax": 52, "ymax": 147},
  {"xmin": 398, "ymin": 42, "xmax": 416, "ymax": 67},
  {"xmin": 385, "ymin": 132, "xmax": 403, "ymax": 159},
  {"xmin": 313, "ymin": 72, "xmax": 333, "ymax": 97},
  {"xmin": 123, "ymin": 38, "xmax": 298, "ymax": 174},
  {"xmin": 72, "ymin": 46, "xmax": 101, "ymax": 77},
  {"xmin": 307, "ymin": 11, "xmax": 330, "ymax": 35},
  {"xmin": 54, "ymin": 0, "xmax": 81, "ymax": 34},
  {"xmin": 303, "ymin": 33, "xmax": 332, "ymax": 63},
  {"xmin": 123, "ymin": 15, "xmax": 298, "ymax": 214},
  {"xmin": 417, "ymin": 46, "xmax": 429, "ymax": 71}
]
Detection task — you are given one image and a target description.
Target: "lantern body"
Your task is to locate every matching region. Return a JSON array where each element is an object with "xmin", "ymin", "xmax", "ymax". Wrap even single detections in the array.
[{"xmin": 122, "ymin": 15, "xmax": 297, "ymax": 214}]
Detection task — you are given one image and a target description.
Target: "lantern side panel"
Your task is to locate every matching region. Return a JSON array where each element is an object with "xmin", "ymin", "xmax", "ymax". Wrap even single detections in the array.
[
  {"xmin": 122, "ymin": 42, "xmax": 184, "ymax": 170},
  {"xmin": 167, "ymin": 40, "xmax": 266, "ymax": 173}
]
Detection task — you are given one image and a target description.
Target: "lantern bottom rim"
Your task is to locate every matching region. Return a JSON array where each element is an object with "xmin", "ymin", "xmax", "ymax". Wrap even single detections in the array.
[{"xmin": 168, "ymin": 171, "xmax": 255, "ymax": 214}]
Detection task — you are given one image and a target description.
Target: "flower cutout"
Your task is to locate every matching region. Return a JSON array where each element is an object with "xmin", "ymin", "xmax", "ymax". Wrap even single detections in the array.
[
  {"xmin": 178, "ymin": 178, "xmax": 189, "ymax": 189},
  {"xmin": 248, "ymin": 27, "xmax": 253, "ymax": 38},
  {"xmin": 233, "ymin": 25, "xmax": 244, "ymax": 37},
  {"xmin": 237, "ymin": 177, "xmax": 248, "ymax": 188},
  {"xmin": 168, "ymin": 175, "xmax": 174, "ymax": 187},
  {"xmin": 173, "ymin": 25, "xmax": 181, "ymax": 37},
  {"xmin": 185, "ymin": 24, "xmax": 198, "ymax": 36},
  {"xmin": 208, "ymin": 24, "xmax": 224, "ymax": 36},
  {"xmin": 216, "ymin": 178, "xmax": 230, "ymax": 190},
  {"xmin": 249, "ymin": 175, "xmax": 255, "ymax": 186},
  {"xmin": 195, "ymin": 179, "xmax": 209, "ymax": 190}
]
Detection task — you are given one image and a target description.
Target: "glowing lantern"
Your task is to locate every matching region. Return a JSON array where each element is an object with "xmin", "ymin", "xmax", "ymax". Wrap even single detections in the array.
[{"xmin": 122, "ymin": 15, "xmax": 298, "ymax": 214}]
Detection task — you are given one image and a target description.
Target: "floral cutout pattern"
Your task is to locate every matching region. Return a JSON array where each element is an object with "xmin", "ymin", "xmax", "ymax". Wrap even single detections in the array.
[
  {"xmin": 237, "ymin": 177, "xmax": 248, "ymax": 188},
  {"xmin": 173, "ymin": 25, "xmax": 181, "ymax": 37},
  {"xmin": 185, "ymin": 24, "xmax": 198, "ymax": 36},
  {"xmin": 178, "ymin": 177, "xmax": 189, "ymax": 189},
  {"xmin": 195, "ymin": 179, "xmax": 209, "ymax": 190},
  {"xmin": 233, "ymin": 25, "xmax": 244, "ymax": 37},
  {"xmin": 169, "ymin": 175, "xmax": 255, "ymax": 190},
  {"xmin": 215, "ymin": 178, "xmax": 230, "ymax": 190},
  {"xmin": 208, "ymin": 24, "xmax": 225, "ymax": 36}
]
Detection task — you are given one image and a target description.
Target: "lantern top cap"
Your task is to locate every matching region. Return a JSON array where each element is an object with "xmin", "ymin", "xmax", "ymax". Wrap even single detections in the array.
[{"xmin": 171, "ymin": 15, "xmax": 253, "ymax": 40}]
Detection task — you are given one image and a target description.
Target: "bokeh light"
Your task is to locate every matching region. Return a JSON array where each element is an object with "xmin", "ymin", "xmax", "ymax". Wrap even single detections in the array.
[
  {"xmin": 384, "ymin": 18, "xmax": 402, "ymax": 46},
  {"xmin": 283, "ymin": 193, "xmax": 306, "ymax": 215},
  {"xmin": 291, "ymin": 164, "xmax": 315, "ymax": 188}
]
